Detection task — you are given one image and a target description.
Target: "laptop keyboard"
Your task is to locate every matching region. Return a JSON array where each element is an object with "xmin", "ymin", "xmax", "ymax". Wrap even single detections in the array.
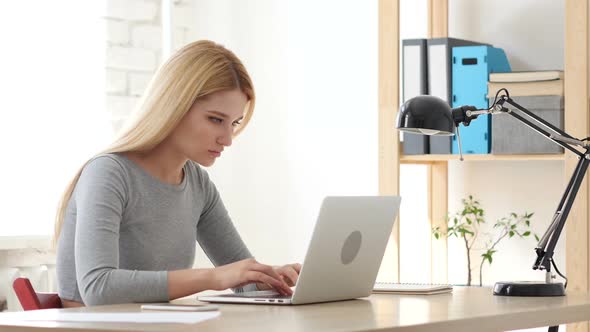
[{"xmin": 224, "ymin": 290, "xmax": 292, "ymax": 299}]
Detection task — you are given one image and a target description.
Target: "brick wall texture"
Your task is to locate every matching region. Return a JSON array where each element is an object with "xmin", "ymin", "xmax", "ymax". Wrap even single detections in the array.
[{"xmin": 104, "ymin": 0, "xmax": 193, "ymax": 133}]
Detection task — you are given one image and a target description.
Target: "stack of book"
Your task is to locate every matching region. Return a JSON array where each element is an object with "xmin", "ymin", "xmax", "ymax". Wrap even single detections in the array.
[{"xmin": 487, "ymin": 70, "xmax": 563, "ymax": 97}]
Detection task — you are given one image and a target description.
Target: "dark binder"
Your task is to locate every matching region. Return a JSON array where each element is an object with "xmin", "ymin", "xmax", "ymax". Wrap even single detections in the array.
[
  {"xmin": 401, "ymin": 39, "xmax": 428, "ymax": 155},
  {"xmin": 426, "ymin": 38, "xmax": 489, "ymax": 154}
]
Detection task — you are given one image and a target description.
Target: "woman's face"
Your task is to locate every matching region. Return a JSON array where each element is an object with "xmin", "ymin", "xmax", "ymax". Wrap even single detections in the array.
[{"xmin": 169, "ymin": 88, "xmax": 248, "ymax": 166}]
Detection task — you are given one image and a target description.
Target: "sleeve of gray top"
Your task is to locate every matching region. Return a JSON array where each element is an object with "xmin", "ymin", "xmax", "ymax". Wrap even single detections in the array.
[
  {"xmin": 74, "ymin": 156, "xmax": 168, "ymax": 305},
  {"xmin": 196, "ymin": 167, "xmax": 258, "ymax": 292}
]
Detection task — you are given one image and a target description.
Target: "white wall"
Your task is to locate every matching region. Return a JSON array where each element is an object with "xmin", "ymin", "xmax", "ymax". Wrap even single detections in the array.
[
  {"xmin": 188, "ymin": 1, "xmax": 378, "ymax": 268},
  {"xmin": 449, "ymin": 0, "xmax": 564, "ymax": 71},
  {"xmin": 448, "ymin": 161, "xmax": 565, "ymax": 285},
  {"xmin": 0, "ymin": 1, "xmax": 110, "ymax": 236}
]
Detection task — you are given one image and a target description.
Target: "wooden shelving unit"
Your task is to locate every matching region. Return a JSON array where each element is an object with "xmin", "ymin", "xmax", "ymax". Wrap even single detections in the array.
[
  {"xmin": 400, "ymin": 153, "xmax": 566, "ymax": 163},
  {"xmin": 379, "ymin": 1, "xmax": 590, "ymax": 331}
]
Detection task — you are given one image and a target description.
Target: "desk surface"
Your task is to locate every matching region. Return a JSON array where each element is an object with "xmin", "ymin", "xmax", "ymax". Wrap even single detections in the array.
[{"xmin": 2, "ymin": 287, "xmax": 590, "ymax": 332}]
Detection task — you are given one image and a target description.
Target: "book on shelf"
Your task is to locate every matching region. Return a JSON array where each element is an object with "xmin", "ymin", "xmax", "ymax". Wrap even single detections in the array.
[
  {"xmin": 372, "ymin": 282, "xmax": 453, "ymax": 295},
  {"xmin": 489, "ymin": 70, "xmax": 563, "ymax": 83},
  {"xmin": 488, "ymin": 79, "xmax": 563, "ymax": 97}
]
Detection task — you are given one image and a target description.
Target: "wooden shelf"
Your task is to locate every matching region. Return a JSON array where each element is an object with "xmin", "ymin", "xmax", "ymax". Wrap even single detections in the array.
[{"xmin": 400, "ymin": 153, "xmax": 566, "ymax": 163}]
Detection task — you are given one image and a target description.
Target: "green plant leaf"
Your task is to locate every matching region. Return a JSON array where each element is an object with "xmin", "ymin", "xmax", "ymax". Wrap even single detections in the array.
[
  {"xmin": 509, "ymin": 231, "xmax": 515, "ymax": 237},
  {"xmin": 523, "ymin": 231, "xmax": 531, "ymax": 236},
  {"xmin": 535, "ymin": 234, "xmax": 540, "ymax": 242},
  {"xmin": 481, "ymin": 253, "xmax": 493, "ymax": 264}
]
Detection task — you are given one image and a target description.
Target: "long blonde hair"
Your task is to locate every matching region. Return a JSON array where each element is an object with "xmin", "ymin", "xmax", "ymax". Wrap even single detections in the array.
[{"xmin": 53, "ymin": 40, "xmax": 255, "ymax": 245}]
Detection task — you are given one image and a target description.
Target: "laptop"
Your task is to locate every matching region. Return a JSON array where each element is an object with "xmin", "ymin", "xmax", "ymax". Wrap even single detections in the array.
[{"xmin": 198, "ymin": 196, "xmax": 401, "ymax": 305}]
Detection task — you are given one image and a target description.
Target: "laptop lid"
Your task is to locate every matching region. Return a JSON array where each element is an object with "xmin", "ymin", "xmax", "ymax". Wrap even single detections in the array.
[
  {"xmin": 199, "ymin": 196, "xmax": 401, "ymax": 305},
  {"xmin": 290, "ymin": 196, "xmax": 400, "ymax": 304}
]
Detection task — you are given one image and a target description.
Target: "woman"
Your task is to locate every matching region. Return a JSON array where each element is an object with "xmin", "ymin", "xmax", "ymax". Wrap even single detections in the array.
[{"xmin": 55, "ymin": 40, "xmax": 300, "ymax": 307}]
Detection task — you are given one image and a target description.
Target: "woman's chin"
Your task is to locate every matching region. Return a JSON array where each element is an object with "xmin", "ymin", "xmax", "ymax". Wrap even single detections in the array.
[{"xmin": 191, "ymin": 157, "xmax": 216, "ymax": 167}]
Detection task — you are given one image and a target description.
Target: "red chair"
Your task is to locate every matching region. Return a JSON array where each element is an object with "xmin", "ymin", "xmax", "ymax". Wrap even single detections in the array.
[{"xmin": 12, "ymin": 277, "xmax": 62, "ymax": 310}]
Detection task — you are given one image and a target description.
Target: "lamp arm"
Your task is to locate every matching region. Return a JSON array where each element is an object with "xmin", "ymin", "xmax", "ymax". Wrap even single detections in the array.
[
  {"xmin": 533, "ymin": 156, "xmax": 590, "ymax": 273},
  {"xmin": 493, "ymin": 96, "xmax": 590, "ymax": 275},
  {"xmin": 455, "ymin": 94, "xmax": 590, "ymax": 277},
  {"xmin": 456, "ymin": 97, "xmax": 586, "ymax": 156}
]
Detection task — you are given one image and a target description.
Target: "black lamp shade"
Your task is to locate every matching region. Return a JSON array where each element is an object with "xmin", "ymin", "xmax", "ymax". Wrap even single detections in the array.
[{"xmin": 396, "ymin": 95, "xmax": 455, "ymax": 136}]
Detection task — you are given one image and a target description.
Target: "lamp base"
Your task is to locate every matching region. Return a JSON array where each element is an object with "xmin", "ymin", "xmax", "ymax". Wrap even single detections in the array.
[{"xmin": 493, "ymin": 281, "xmax": 565, "ymax": 296}]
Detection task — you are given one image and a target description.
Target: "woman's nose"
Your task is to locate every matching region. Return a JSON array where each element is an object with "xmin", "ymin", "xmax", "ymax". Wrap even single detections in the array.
[{"xmin": 217, "ymin": 130, "xmax": 233, "ymax": 147}]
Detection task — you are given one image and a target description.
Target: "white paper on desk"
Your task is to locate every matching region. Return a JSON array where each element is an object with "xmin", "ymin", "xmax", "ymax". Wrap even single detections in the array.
[{"xmin": 0, "ymin": 311, "xmax": 220, "ymax": 324}]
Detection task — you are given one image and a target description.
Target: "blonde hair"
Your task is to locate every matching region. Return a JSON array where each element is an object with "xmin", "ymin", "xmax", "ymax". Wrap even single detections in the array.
[{"xmin": 53, "ymin": 40, "xmax": 255, "ymax": 246}]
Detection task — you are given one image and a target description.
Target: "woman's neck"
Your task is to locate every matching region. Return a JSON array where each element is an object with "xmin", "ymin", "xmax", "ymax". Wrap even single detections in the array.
[{"xmin": 124, "ymin": 144, "xmax": 186, "ymax": 185}]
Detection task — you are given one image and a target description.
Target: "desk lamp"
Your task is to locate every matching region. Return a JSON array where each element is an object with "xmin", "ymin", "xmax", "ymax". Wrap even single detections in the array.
[{"xmin": 397, "ymin": 89, "xmax": 589, "ymax": 297}]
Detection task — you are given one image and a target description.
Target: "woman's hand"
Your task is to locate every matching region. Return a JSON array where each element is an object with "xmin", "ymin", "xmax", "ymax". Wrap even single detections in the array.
[
  {"xmin": 212, "ymin": 258, "xmax": 293, "ymax": 295},
  {"xmin": 256, "ymin": 263, "xmax": 302, "ymax": 291}
]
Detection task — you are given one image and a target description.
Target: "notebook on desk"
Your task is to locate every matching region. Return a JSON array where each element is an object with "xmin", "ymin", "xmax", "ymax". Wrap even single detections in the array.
[
  {"xmin": 199, "ymin": 196, "xmax": 402, "ymax": 305},
  {"xmin": 373, "ymin": 282, "xmax": 453, "ymax": 295}
]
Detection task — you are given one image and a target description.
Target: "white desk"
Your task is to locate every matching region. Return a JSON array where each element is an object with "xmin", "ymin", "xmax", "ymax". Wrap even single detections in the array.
[{"xmin": 1, "ymin": 287, "xmax": 590, "ymax": 332}]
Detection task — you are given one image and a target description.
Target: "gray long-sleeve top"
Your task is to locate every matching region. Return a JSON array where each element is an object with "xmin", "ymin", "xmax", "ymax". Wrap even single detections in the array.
[{"xmin": 56, "ymin": 153, "xmax": 255, "ymax": 305}]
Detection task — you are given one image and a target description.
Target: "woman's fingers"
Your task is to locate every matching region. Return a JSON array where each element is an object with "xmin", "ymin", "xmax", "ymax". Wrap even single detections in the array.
[
  {"xmin": 250, "ymin": 262, "xmax": 292, "ymax": 295},
  {"xmin": 221, "ymin": 259, "xmax": 301, "ymax": 295},
  {"xmin": 291, "ymin": 263, "xmax": 302, "ymax": 273},
  {"xmin": 246, "ymin": 271, "xmax": 290, "ymax": 295},
  {"xmin": 278, "ymin": 266, "xmax": 299, "ymax": 286}
]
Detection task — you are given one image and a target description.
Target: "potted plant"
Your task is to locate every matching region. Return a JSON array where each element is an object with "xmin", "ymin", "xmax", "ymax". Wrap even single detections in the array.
[{"xmin": 432, "ymin": 195, "xmax": 538, "ymax": 286}]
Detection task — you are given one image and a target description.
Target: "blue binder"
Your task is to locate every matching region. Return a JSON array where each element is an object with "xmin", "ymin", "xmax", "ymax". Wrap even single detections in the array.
[
  {"xmin": 427, "ymin": 38, "xmax": 490, "ymax": 154},
  {"xmin": 451, "ymin": 46, "xmax": 511, "ymax": 154}
]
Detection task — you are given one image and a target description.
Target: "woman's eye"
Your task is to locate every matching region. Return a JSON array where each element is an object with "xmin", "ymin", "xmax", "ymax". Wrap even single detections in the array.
[
  {"xmin": 209, "ymin": 117, "xmax": 223, "ymax": 124},
  {"xmin": 232, "ymin": 121, "xmax": 242, "ymax": 127}
]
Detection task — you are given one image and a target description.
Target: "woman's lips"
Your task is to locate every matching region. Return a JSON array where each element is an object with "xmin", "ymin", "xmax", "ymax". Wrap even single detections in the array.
[{"xmin": 208, "ymin": 150, "xmax": 221, "ymax": 157}]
